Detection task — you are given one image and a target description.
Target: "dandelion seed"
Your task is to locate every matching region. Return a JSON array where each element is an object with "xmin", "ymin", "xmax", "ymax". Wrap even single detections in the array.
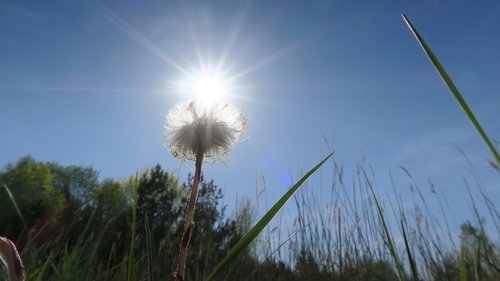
[{"xmin": 0, "ymin": 237, "xmax": 25, "ymax": 281}]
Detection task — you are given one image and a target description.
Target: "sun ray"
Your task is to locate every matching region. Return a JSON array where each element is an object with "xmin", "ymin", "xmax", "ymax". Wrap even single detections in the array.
[
  {"xmin": 227, "ymin": 16, "xmax": 334, "ymax": 83},
  {"xmin": 232, "ymin": 33, "xmax": 313, "ymax": 82},
  {"xmin": 180, "ymin": 1, "xmax": 208, "ymax": 77},
  {"xmin": 87, "ymin": 0, "xmax": 192, "ymax": 78},
  {"xmin": 215, "ymin": 0, "xmax": 250, "ymax": 77}
]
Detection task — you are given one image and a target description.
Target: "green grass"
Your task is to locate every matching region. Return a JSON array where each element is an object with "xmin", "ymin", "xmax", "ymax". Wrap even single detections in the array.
[
  {"xmin": 2, "ymin": 184, "xmax": 28, "ymax": 233},
  {"xmin": 1, "ymin": 152, "xmax": 499, "ymax": 281},
  {"xmin": 362, "ymin": 168, "xmax": 406, "ymax": 281},
  {"xmin": 205, "ymin": 153, "xmax": 333, "ymax": 281},
  {"xmin": 127, "ymin": 179, "xmax": 138, "ymax": 281},
  {"xmin": 402, "ymin": 13, "xmax": 500, "ymax": 168}
]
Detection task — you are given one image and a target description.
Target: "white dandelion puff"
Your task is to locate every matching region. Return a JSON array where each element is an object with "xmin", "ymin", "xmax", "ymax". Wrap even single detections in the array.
[
  {"xmin": 164, "ymin": 100, "xmax": 246, "ymax": 161},
  {"xmin": 165, "ymin": 98, "xmax": 246, "ymax": 281}
]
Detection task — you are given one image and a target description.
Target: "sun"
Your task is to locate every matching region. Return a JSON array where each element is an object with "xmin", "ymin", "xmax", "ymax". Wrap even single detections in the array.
[
  {"xmin": 193, "ymin": 75, "xmax": 226, "ymax": 106},
  {"xmin": 172, "ymin": 69, "xmax": 236, "ymax": 112},
  {"xmin": 181, "ymin": 72, "xmax": 233, "ymax": 112}
]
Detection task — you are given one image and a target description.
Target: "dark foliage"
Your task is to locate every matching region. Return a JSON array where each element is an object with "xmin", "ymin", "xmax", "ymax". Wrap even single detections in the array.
[{"xmin": 1, "ymin": 156, "xmax": 498, "ymax": 281}]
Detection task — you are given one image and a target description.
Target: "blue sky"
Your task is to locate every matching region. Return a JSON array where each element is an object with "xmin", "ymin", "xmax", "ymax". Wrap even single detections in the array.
[{"xmin": 1, "ymin": 0, "xmax": 499, "ymax": 238}]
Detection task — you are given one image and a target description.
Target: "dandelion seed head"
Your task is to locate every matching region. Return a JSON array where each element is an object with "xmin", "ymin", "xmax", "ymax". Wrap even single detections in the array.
[{"xmin": 165, "ymin": 100, "xmax": 246, "ymax": 161}]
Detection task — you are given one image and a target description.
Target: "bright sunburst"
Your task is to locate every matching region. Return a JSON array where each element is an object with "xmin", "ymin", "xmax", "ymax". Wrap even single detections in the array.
[
  {"xmin": 172, "ymin": 69, "xmax": 236, "ymax": 112},
  {"xmin": 193, "ymin": 74, "xmax": 227, "ymax": 107}
]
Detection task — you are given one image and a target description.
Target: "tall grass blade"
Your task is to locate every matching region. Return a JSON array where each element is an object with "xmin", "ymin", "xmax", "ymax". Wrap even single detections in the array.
[
  {"xmin": 361, "ymin": 168, "xmax": 406, "ymax": 281},
  {"xmin": 205, "ymin": 153, "xmax": 333, "ymax": 281},
  {"xmin": 105, "ymin": 242, "xmax": 116, "ymax": 281},
  {"xmin": 474, "ymin": 238, "xmax": 480, "ymax": 281},
  {"xmin": 460, "ymin": 244, "xmax": 467, "ymax": 281},
  {"xmin": 243, "ymin": 225, "xmax": 305, "ymax": 281},
  {"xmin": 402, "ymin": 13, "xmax": 500, "ymax": 167},
  {"xmin": 2, "ymin": 184, "xmax": 28, "ymax": 233},
  {"xmin": 77, "ymin": 208, "xmax": 97, "ymax": 245},
  {"xmin": 145, "ymin": 216, "xmax": 153, "ymax": 281},
  {"xmin": 29, "ymin": 252, "xmax": 52, "ymax": 281},
  {"xmin": 401, "ymin": 218, "xmax": 419, "ymax": 281},
  {"xmin": 127, "ymin": 181, "xmax": 138, "ymax": 281}
]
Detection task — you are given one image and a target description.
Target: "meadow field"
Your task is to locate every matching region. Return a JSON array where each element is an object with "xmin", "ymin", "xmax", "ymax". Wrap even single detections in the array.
[{"xmin": 1, "ymin": 152, "xmax": 498, "ymax": 281}]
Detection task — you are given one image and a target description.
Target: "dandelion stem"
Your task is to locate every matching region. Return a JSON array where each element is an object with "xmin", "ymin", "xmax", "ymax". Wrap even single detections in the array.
[{"xmin": 175, "ymin": 151, "xmax": 204, "ymax": 281}]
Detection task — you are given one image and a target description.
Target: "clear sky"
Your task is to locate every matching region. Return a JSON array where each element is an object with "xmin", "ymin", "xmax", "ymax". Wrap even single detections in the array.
[{"xmin": 1, "ymin": 0, "xmax": 499, "ymax": 238}]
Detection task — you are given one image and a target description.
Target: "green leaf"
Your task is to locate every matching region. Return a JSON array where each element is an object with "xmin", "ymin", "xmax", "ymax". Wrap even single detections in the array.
[
  {"xmin": 402, "ymin": 13, "xmax": 500, "ymax": 167},
  {"xmin": 205, "ymin": 153, "xmax": 333, "ymax": 281}
]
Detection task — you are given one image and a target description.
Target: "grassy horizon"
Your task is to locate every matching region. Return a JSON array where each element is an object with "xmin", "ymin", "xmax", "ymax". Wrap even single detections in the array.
[{"xmin": 0, "ymin": 153, "xmax": 498, "ymax": 281}]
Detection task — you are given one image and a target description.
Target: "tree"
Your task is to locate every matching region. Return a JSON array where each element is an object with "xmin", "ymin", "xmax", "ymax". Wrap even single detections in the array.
[
  {"xmin": 458, "ymin": 222, "xmax": 500, "ymax": 280},
  {"xmin": 136, "ymin": 164, "xmax": 185, "ymax": 236},
  {"xmin": 0, "ymin": 156, "xmax": 65, "ymax": 237},
  {"xmin": 48, "ymin": 163, "xmax": 100, "ymax": 208}
]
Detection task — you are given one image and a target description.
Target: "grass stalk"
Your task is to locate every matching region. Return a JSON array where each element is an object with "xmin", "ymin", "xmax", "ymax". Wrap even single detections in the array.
[
  {"xmin": 401, "ymin": 218, "xmax": 419, "ymax": 281},
  {"xmin": 2, "ymin": 184, "xmax": 28, "ymax": 234},
  {"xmin": 145, "ymin": 216, "xmax": 153, "ymax": 281},
  {"xmin": 361, "ymin": 168, "xmax": 406, "ymax": 281},
  {"xmin": 460, "ymin": 243, "xmax": 468, "ymax": 281},
  {"xmin": 127, "ymin": 181, "xmax": 138, "ymax": 281},
  {"xmin": 402, "ymin": 13, "xmax": 500, "ymax": 167},
  {"xmin": 205, "ymin": 153, "xmax": 333, "ymax": 281}
]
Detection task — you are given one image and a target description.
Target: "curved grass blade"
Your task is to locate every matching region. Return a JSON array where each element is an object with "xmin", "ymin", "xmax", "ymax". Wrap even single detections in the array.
[
  {"xmin": 460, "ymin": 243, "xmax": 467, "ymax": 281},
  {"xmin": 401, "ymin": 218, "xmax": 419, "ymax": 281},
  {"xmin": 361, "ymin": 168, "xmax": 406, "ymax": 281},
  {"xmin": 127, "ymin": 179, "xmax": 138, "ymax": 281},
  {"xmin": 402, "ymin": 13, "xmax": 500, "ymax": 167},
  {"xmin": 205, "ymin": 153, "xmax": 333, "ymax": 281},
  {"xmin": 3, "ymin": 184, "xmax": 28, "ymax": 233}
]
